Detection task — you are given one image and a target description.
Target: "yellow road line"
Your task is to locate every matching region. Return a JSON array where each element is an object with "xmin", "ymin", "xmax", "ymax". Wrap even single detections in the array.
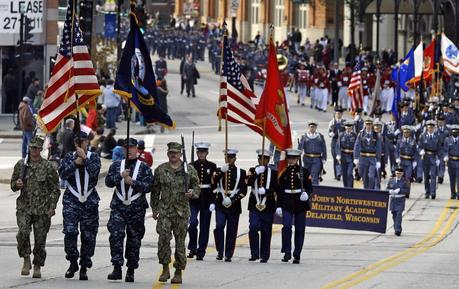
[{"xmin": 321, "ymin": 199, "xmax": 459, "ymax": 289}]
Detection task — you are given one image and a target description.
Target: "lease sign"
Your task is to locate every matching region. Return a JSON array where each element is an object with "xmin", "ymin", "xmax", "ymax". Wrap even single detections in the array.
[{"xmin": 0, "ymin": 0, "xmax": 43, "ymax": 33}]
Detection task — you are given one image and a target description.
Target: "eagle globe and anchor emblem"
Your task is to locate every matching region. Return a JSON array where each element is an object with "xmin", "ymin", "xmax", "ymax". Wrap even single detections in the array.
[
  {"xmin": 131, "ymin": 48, "xmax": 154, "ymax": 106},
  {"xmin": 446, "ymin": 44, "xmax": 459, "ymax": 59}
]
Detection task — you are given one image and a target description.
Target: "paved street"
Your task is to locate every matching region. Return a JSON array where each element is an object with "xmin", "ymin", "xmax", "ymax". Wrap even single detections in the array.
[{"xmin": 0, "ymin": 60, "xmax": 458, "ymax": 289}]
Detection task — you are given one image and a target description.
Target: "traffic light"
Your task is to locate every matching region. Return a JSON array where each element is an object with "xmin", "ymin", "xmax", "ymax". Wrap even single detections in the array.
[{"xmin": 24, "ymin": 16, "xmax": 34, "ymax": 43}]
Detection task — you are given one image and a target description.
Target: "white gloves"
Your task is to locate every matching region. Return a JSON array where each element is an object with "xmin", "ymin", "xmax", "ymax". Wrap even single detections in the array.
[
  {"xmin": 436, "ymin": 159, "xmax": 440, "ymax": 166},
  {"xmin": 255, "ymin": 165, "xmax": 266, "ymax": 175},
  {"xmin": 221, "ymin": 164, "xmax": 229, "ymax": 173},
  {"xmin": 420, "ymin": 150, "xmax": 425, "ymax": 156},
  {"xmin": 413, "ymin": 161, "xmax": 417, "ymax": 168},
  {"xmin": 336, "ymin": 155, "xmax": 341, "ymax": 163},
  {"xmin": 329, "ymin": 132, "xmax": 335, "ymax": 138},
  {"xmin": 353, "ymin": 159, "xmax": 359, "ymax": 165},
  {"xmin": 276, "ymin": 207, "xmax": 283, "ymax": 217},
  {"xmin": 415, "ymin": 123, "xmax": 422, "ymax": 131},
  {"xmin": 376, "ymin": 162, "xmax": 381, "ymax": 169},
  {"xmin": 322, "ymin": 159, "xmax": 326, "ymax": 166},
  {"xmin": 300, "ymin": 192, "xmax": 309, "ymax": 201},
  {"xmin": 258, "ymin": 188, "xmax": 266, "ymax": 195},
  {"xmin": 209, "ymin": 204, "xmax": 215, "ymax": 212},
  {"xmin": 389, "ymin": 188, "xmax": 400, "ymax": 195},
  {"xmin": 396, "ymin": 158, "xmax": 401, "ymax": 164},
  {"xmin": 394, "ymin": 129, "xmax": 400, "ymax": 136},
  {"xmin": 354, "ymin": 115, "xmax": 360, "ymax": 121},
  {"xmin": 444, "ymin": 156, "xmax": 449, "ymax": 162}
]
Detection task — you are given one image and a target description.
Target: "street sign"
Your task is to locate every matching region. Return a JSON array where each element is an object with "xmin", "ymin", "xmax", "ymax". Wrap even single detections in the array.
[
  {"xmin": 229, "ymin": 0, "xmax": 240, "ymax": 17},
  {"xmin": 0, "ymin": 0, "xmax": 43, "ymax": 33}
]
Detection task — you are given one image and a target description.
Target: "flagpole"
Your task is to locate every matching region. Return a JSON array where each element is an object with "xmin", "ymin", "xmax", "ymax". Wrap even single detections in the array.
[
  {"xmin": 69, "ymin": 0, "xmax": 80, "ymax": 141},
  {"xmin": 125, "ymin": 1, "xmax": 136, "ymax": 160},
  {"xmin": 220, "ymin": 24, "xmax": 229, "ymax": 197}
]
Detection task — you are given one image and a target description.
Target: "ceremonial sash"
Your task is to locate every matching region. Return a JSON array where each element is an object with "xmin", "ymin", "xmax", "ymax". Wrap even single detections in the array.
[
  {"xmin": 116, "ymin": 159, "xmax": 141, "ymax": 205},
  {"xmin": 215, "ymin": 167, "xmax": 241, "ymax": 201},
  {"xmin": 252, "ymin": 167, "xmax": 271, "ymax": 211},
  {"xmin": 67, "ymin": 151, "xmax": 93, "ymax": 203}
]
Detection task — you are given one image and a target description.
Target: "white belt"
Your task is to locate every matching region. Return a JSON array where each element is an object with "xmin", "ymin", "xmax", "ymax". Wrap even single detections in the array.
[
  {"xmin": 391, "ymin": 194, "xmax": 405, "ymax": 198},
  {"xmin": 200, "ymin": 184, "xmax": 211, "ymax": 189},
  {"xmin": 69, "ymin": 151, "xmax": 93, "ymax": 203},
  {"xmin": 117, "ymin": 159, "xmax": 142, "ymax": 205},
  {"xmin": 67, "ymin": 185, "xmax": 94, "ymax": 203},
  {"xmin": 285, "ymin": 189, "xmax": 302, "ymax": 194},
  {"xmin": 116, "ymin": 189, "xmax": 142, "ymax": 204}
]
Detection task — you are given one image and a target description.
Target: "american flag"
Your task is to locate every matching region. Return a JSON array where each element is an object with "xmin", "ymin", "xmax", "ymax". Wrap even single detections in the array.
[
  {"xmin": 218, "ymin": 36, "xmax": 262, "ymax": 135},
  {"xmin": 37, "ymin": 1, "xmax": 100, "ymax": 133},
  {"xmin": 348, "ymin": 59, "xmax": 364, "ymax": 112}
]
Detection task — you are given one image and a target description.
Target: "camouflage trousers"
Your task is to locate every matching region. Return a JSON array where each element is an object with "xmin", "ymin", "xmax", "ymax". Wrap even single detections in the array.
[
  {"xmin": 107, "ymin": 206, "xmax": 146, "ymax": 269},
  {"xmin": 16, "ymin": 212, "xmax": 51, "ymax": 266},
  {"xmin": 157, "ymin": 214, "xmax": 188, "ymax": 270},
  {"xmin": 62, "ymin": 195, "xmax": 99, "ymax": 268}
]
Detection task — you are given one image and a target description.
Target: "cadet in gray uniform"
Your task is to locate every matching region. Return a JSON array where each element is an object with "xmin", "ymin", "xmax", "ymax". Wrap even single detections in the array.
[
  {"xmin": 328, "ymin": 106, "xmax": 346, "ymax": 180},
  {"xmin": 299, "ymin": 121, "xmax": 327, "ymax": 185},
  {"xmin": 418, "ymin": 120, "xmax": 444, "ymax": 199},
  {"xmin": 386, "ymin": 166, "xmax": 410, "ymax": 236},
  {"xmin": 336, "ymin": 121, "xmax": 357, "ymax": 188},
  {"xmin": 443, "ymin": 125, "xmax": 459, "ymax": 199},
  {"xmin": 395, "ymin": 126, "xmax": 418, "ymax": 198},
  {"xmin": 436, "ymin": 115, "xmax": 449, "ymax": 184},
  {"xmin": 354, "ymin": 118, "xmax": 382, "ymax": 190}
]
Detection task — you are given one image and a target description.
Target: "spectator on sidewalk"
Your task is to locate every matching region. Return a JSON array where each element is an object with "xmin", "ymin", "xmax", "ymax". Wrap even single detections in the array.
[
  {"xmin": 101, "ymin": 128, "xmax": 117, "ymax": 159},
  {"xmin": 137, "ymin": 140, "xmax": 153, "ymax": 167},
  {"xmin": 86, "ymin": 103, "xmax": 106, "ymax": 131},
  {"xmin": 26, "ymin": 78, "xmax": 41, "ymax": 103},
  {"xmin": 111, "ymin": 139, "xmax": 125, "ymax": 162},
  {"xmin": 18, "ymin": 97, "xmax": 36, "ymax": 158},
  {"xmin": 103, "ymin": 79, "xmax": 120, "ymax": 129},
  {"xmin": 32, "ymin": 90, "xmax": 44, "ymax": 113},
  {"xmin": 58, "ymin": 118, "xmax": 76, "ymax": 159},
  {"xmin": 90, "ymin": 127, "xmax": 105, "ymax": 154},
  {"xmin": 183, "ymin": 55, "xmax": 199, "ymax": 98}
]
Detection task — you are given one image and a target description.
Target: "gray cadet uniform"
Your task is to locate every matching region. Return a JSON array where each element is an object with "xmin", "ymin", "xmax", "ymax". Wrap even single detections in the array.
[
  {"xmin": 395, "ymin": 126, "xmax": 418, "ymax": 187},
  {"xmin": 335, "ymin": 121, "xmax": 357, "ymax": 188},
  {"xmin": 386, "ymin": 167, "xmax": 410, "ymax": 236},
  {"xmin": 328, "ymin": 107, "xmax": 346, "ymax": 180},
  {"xmin": 444, "ymin": 125, "xmax": 459, "ymax": 199},
  {"xmin": 299, "ymin": 121, "xmax": 327, "ymax": 185}
]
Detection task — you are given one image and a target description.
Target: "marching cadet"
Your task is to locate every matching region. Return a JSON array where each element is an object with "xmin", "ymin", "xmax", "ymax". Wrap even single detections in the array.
[
  {"xmin": 436, "ymin": 115, "xmax": 450, "ymax": 184},
  {"xmin": 299, "ymin": 121, "xmax": 327, "ymax": 185},
  {"xmin": 399, "ymin": 101, "xmax": 416, "ymax": 127},
  {"xmin": 418, "ymin": 120, "xmax": 443, "ymax": 199},
  {"xmin": 211, "ymin": 149, "xmax": 247, "ymax": 262},
  {"xmin": 151, "ymin": 142, "xmax": 200, "ymax": 284},
  {"xmin": 386, "ymin": 166, "xmax": 410, "ymax": 236},
  {"xmin": 336, "ymin": 120, "xmax": 357, "ymax": 187},
  {"xmin": 338, "ymin": 64, "xmax": 352, "ymax": 109},
  {"xmin": 246, "ymin": 149, "xmax": 278, "ymax": 263},
  {"xmin": 443, "ymin": 125, "xmax": 459, "ymax": 199},
  {"xmin": 395, "ymin": 126, "xmax": 418, "ymax": 197},
  {"xmin": 360, "ymin": 67, "xmax": 373, "ymax": 114},
  {"xmin": 58, "ymin": 132, "xmax": 101, "ymax": 280},
  {"xmin": 187, "ymin": 143, "xmax": 217, "ymax": 260},
  {"xmin": 317, "ymin": 66, "xmax": 330, "ymax": 112},
  {"xmin": 10, "ymin": 135, "xmax": 60, "ymax": 278},
  {"xmin": 353, "ymin": 108, "xmax": 364, "ymax": 133},
  {"xmin": 277, "ymin": 149, "xmax": 313, "ymax": 264},
  {"xmin": 105, "ymin": 138, "xmax": 153, "ymax": 282},
  {"xmin": 373, "ymin": 121, "xmax": 384, "ymax": 190},
  {"xmin": 385, "ymin": 118, "xmax": 398, "ymax": 177},
  {"xmin": 354, "ymin": 118, "xmax": 382, "ymax": 190},
  {"xmin": 380, "ymin": 67, "xmax": 395, "ymax": 113},
  {"xmin": 328, "ymin": 106, "xmax": 346, "ymax": 180},
  {"xmin": 297, "ymin": 62, "xmax": 309, "ymax": 106}
]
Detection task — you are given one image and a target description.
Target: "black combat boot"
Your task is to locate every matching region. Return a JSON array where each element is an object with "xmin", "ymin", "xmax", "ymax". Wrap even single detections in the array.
[
  {"xmin": 125, "ymin": 268, "xmax": 134, "ymax": 282},
  {"xmin": 107, "ymin": 265, "xmax": 122, "ymax": 280},
  {"xmin": 65, "ymin": 261, "xmax": 79, "ymax": 278},
  {"xmin": 79, "ymin": 266, "xmax": 88, "ymax": 281},
  {"xmin": 281, "ymin": 253, "xmax": 291, "ymax": 262}
]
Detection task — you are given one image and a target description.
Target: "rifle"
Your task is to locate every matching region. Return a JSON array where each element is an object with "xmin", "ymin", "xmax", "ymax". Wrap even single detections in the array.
[
  {"xmin": 297, "ymin": 139, "xmax": 305, "ymax": 192},
  {"xmin": 181, "ymin": 135, "xmax": 190, "ymax": 193},
  {"xmin": 190, "ymin": 131, "xmax": 195, "ymax": 164},
  {"xmin": 19, "ymin": 128, "xmax": 38, "ymax": 185}
]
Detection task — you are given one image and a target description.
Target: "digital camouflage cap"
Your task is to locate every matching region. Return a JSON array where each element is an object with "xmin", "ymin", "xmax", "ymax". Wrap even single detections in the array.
[
  {"xmin": 29, "ymin": 135, "xmax": 44, "ymax": 148},
  {"xmin": 167, "ymin": 142, "xmax": 182, "ymax": 153}
]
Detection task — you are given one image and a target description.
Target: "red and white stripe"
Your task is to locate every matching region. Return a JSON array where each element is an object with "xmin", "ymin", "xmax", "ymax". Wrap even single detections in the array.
[
  {"xmin": 219, "ymin": 76, "xmax": 263, "ymax": 135},
  {"xmin": 38, "ymin": 46, "xmax": 100, "ymax": 132},
  {"xmin": 348, "ymin": 70, "xmax": 363, "ymax": 111}
]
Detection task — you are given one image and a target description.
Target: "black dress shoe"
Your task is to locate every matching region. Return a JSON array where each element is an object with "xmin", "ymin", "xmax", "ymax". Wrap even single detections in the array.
[
  {"xmin": 281, "ymin": 254, "xmax": 291, "ymax": 262},
  {"xmin": 79, "ymin": 266, "xmax": 88, "ymax": 281},
  {"xmin": 125, "ymin": 268, "xmax": 134, "ymax": 283},
  {"xmin": 260, "ymin": 259, "xmax": 268, "ymax": 263},
  {"xmin": 438, "ymin": 177, "xmax": 443, "ymax": 184},
  {"xmin": 425, "ymin": 194, "xmax": 430, "ymax": 199},
  {"xmin": 107, "ymin": 265, "xmax": 122, "ymax": 280},
  {"xmin": 187, "ymin": 251, "xmax": 196, "ymax": 258},
  {"xmin": 431, "ymin": 195, "xmax": 436, "ymax": 200},
  {"xmin": 65, "ymin": 261, "xmax": 79, "ymax": 278},
  {"xmin": 248, "ymin": 256, "xmax": 259, "ymax": 261},
  {"xmin": 224, "ymin": 257, "xmax": 232, "ymax": 262},
  {"xmin": 196, "ymin": 256, "xmax": 204, "ymax": 261},
  {"xmin": 292, "ymin": 258, "xmax": 300, "ymax": 264},
  {"xmin": 395, "ymin": 231, "xmax": 401, "ymax": 236},
  {"xmin": 216, "ymin": 254, "xmax": 223, "ymax": 260}
]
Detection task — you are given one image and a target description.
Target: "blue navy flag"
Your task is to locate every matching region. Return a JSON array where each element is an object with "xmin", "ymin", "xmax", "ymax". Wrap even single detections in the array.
[
  {"xmin": 391, "ymin": 65, "xmax": 401, "ymax": 124},
  {"xmin": 398, "ymin": 47, "xmax": 415, "ymax": 92},
  {"xmin": 114, "ymin": 13, "xmax": 174, "ymax": 128}
]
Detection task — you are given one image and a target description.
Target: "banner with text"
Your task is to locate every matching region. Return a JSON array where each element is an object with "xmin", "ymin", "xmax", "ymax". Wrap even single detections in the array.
[
  {"xmin": 0, "ymin": 0, "xmax": 43, "ymax": 33},
  {"xmin": 275, "ymin": 186, "xmax": 389, "ymax": 233}
]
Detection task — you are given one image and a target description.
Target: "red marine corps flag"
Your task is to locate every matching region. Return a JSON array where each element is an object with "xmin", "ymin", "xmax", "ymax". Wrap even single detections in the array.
[
  {"xmin": 254, "ymin": 37, "xmax": 292, "ymax": 176},
  {"xmin": 37, "ymin": 0, "xmax": 100, "ymax": 132}
]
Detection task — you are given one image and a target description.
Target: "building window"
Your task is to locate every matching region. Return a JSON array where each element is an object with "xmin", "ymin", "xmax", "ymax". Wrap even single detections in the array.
[
  {"xmin": 274, "ymin": 0, "xmax": 284, "ymax": 27},
  {"xmin": 299, "ymin": 4, "xmax": 308, "ymax": 29},
  {"xmin": 251, "ymin": 0, "xmax": 260, "ymax": 25}
]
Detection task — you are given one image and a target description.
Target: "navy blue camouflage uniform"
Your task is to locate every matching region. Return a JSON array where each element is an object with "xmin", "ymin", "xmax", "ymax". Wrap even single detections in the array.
[
  {"xmin": 59, "ymin": 151, "xmax": 101, "ymax": 268},
  {"xmin": 105, "ymin": 159, "xmax": 153, "ymax": 269}
]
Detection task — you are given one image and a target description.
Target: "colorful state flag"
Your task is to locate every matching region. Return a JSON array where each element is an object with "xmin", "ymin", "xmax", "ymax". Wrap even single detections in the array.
[
  {"xmin": 399, "ymin": 47, "xmax": 415, "ymax": 92},
  {"xmin": 114, "ymin": 11, "xmax": 174, "ymax": 128},
  {"xmin": 218, "ymin": 36, "xmax": 262, "ymax": 134},
  {"xmin": 37, "ymin": 0, "xmax": 100, "ymax": 132},
  {"xmin": 254, "ymin": 38, "xmax": 292, "ymax": 176},
  {"xmin": 441, "ymin": 33, "xmax": 459, "ymax": 74},
  {"xmin": 422, "ymin": 39, "xmax": 436, "ymax": 81}
]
